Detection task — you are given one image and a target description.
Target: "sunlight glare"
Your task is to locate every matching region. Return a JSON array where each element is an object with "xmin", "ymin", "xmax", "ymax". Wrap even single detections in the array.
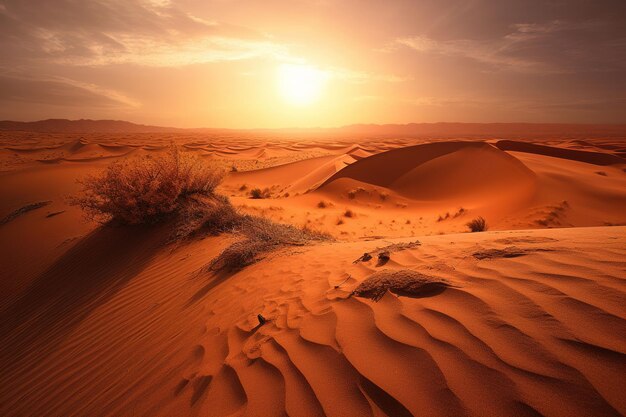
[{"xmin": 277, "ymin": 63, "xmax": 328, "ymax": 106}]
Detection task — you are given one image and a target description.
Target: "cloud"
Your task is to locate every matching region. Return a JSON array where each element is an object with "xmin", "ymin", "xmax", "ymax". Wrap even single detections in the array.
[
  {"xmin": 0, "ymin": 74, "xmax": 139, "ymax": 108},
  {"xmin": 396, "ymin": 20, "xmax": 626, "ymax": 74},
  {"xmin": 0, "ymin": 0, "xmax": 284, "ymax": 67}
]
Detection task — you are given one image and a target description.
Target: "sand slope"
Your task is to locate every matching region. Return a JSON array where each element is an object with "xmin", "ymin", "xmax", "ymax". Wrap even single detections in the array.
[
  {"xmin": 0, "ymin": 226, "xmax": 624, "ymax": 416},
  {"xmin": 1, "ymin": 132, "xmax": 625, "ymax": 416},
  {"xmin": 320, "ymin": 141, "xmax": 536, "ymax": 202}
]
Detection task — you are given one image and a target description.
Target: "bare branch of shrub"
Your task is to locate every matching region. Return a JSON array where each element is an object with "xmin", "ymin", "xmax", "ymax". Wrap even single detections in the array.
[
  {"xmin": 466, "ymin": 216, "xmax": 487, "ymax": 232},
  {"xmin": 70, "ymin": 145, "xmax": 225, "ymax": 224}
]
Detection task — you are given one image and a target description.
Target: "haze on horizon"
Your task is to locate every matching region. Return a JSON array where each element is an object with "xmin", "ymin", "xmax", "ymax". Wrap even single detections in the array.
[{"xmin": 1, "ymin": 0, "xmax": 625, "ymax": 129}]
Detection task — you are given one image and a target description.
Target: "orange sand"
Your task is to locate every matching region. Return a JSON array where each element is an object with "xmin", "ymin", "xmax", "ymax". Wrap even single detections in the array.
[{"xmin": 0, "ymin": 130, "xmax": 625, "ymax": 416}]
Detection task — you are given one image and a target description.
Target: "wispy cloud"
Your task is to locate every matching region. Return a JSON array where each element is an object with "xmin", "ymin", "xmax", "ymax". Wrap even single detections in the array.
[
  {"xmin": 0, "ymin": 73, "xmax": 139, "ymax": 108},
  {"xmin": 0, "ymin": 0, "xmax": 285, "ymax": 67},
  {"xmin": 395, "ymin": 20, "xmax": 626, "ymax": 74}
]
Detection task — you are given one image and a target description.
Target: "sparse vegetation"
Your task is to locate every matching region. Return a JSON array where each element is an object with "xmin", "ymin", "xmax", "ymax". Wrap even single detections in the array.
[
  {"xmin": 250, "ymin": 188, "xmax": 263, "ymax": 199},
  {"xmin": 347, "ymin": 187, "xmax": 366, "ymax": 200},
  {"xmin": 70, "ymin": 146, "xmax": 329, "ymax": 271},
  {"xmin": 344, "ymin": 209, "xmax": 355, "ymax": 218},
  {"xmin": 250, "ymin": 187, "xmax": 271, "ymax": 199},
  {"xmin": 466, "ymin": 216, "xmax": 487, "ymax": 232},
  {"xmin": 208, "ymin": 215, "xmax": 330, "ymax": 271},
  {"xmin": 171, "ymin": 195, "xmax": 241, "ymax": 240},
  {"xmin": 317, "ymin": 200, "xmax": 328, "ymax": 208},
  {"xmin": 70, "ymin": 145, "xmax": 225, "ymax": 224}
]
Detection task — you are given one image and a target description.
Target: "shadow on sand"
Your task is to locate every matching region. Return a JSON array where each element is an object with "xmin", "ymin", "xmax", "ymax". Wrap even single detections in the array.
[{"xmin": 0, "ymin": 223, "xmax": 168, "ymax": 375}]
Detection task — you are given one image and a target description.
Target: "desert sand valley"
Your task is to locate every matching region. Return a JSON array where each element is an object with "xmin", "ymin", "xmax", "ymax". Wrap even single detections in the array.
[{"xmin": 0, "ymin": 123, "xmax": 625, "ymax": 417}]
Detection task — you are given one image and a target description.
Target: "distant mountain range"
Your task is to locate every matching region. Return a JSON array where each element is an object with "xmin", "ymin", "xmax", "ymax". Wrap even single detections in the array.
[
  {"xmin": 0, "ymin": 119, "xmax": 184, "ymax": 134},
  {"xmin": 1, "ymin": 118, "xmax": 625, "ymax": 136}
]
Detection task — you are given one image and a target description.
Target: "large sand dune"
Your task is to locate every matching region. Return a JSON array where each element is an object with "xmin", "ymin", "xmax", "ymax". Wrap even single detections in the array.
[
  {"xmin": 0, "ymin": 130, "xmax": 625, "ymax": 416},
  {"xmin": 320, "ymin": 141, "xmax": 536, "ymax": 203}
]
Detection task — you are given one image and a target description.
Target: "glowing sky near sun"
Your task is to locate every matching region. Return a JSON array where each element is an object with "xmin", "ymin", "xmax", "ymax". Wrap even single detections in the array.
[{"xmin": 0, "ymin": 0, "xmax": 625, "ymax": 128}]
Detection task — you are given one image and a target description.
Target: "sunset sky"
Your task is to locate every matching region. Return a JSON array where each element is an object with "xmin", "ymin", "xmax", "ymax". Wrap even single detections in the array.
[{"xmin": 1, "ymin": 0, "xmax": 625, "ymax": 128}]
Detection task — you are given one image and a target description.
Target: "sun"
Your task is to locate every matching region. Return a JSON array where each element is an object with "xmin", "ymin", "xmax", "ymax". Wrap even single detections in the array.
[{"xmin": 277, "ymin": 63, "xmax": 328, "ymax": 106}]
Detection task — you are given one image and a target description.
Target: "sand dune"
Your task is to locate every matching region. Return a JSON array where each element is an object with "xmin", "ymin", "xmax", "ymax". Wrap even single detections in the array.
[
  {"xmin": 0, "ymin": 130, "xmax": 625, "ymax": 416},
  {"xmin": 1, "ymin": 224, "xmax": 624, "ymax": 417},
  {"xmin": 320, "ymin": 142, "xmax": 536, "ymax": 203}
]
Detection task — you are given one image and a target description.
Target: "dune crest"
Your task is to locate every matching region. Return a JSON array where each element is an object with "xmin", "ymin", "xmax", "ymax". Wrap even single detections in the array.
[{"xmin": 319, "ymin": 141, "xmax": 536, "ymax": 203}]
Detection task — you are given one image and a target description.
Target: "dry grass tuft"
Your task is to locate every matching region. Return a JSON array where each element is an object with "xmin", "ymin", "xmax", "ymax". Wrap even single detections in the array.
[
  {"xmin": 70, "ymin": 145, "xmax": 225, "ymax": 224},
  {"xmin": 352, "ymin": 269, "xmax": 450, "ymax": 301},
  {"xmin": 466, "ymin": 216, "xmax": 487, "ymax": 232},
  {"xmin": 171, "ymin": 195, "xmax": 241, "ymax": 241},
  {"xmin": 208, "ymin": 216, "xmax": 330, "ymax": 271},
  {"xmin": 209, "ymin": 239, "xmax": 268, "ymax": 271},
  {"xmin": 347, "ymin": 187, "xmax": 366, "ymax": 199},
  {"xmin": 250, "ymin": 187, "xmax": 271, "ymax": 199}
]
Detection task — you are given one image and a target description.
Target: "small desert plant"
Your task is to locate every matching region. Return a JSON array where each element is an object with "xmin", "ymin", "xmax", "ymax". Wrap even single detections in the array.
[
  {"xmin": 209, "ymin": 239, "xmax": 269, "ymax": 270},
  {"xmin": 347, "ymin": 187, "xmax": 365, "ymax": 200},
  {"xmin": 208, "ymin": 215, "xmax": 329, "ymax": 271},
  {"xmin": 466, "ymin": 216, "xmax": 487, "ymax": 232},
  {"xmin": 344, "ymin": 209, "xmax": 355, "ymax": 218},
  {"xmin": 250, "ymin": 187, "xmax": 271, "ymax": 199},
  {"xmin": 317, "ymin": 200, "xmax": 328, "ymax": 208},
  {"xmin": 172, "ymin": 195, "xmax": 242, "ymax": 240},
  {"xmin": 71, "ymin": 145, "xmax": 225, "ymax": 224}
]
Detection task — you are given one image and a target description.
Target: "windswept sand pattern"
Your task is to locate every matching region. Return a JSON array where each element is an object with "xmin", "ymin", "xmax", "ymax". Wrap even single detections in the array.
[
  {"xmin": 0, "ymin": 131, "xmax": 625, "ymax": 416},
  {"xmin": 2, "ymin": 226, "xmax": 623, "ymax": 416},
  {"xmin": 179, "ymin": 227, "xmax": 626, "ymax": 417}
]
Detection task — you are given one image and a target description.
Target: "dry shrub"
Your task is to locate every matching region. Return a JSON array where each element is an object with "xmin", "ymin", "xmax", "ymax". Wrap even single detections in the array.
[
  {"xmin": 71, "ymin": 145, "xmax": 225, "ymax": 224},
  {"xmin": 209, "ymin": 239, "xmax": 268, "ymax": 271},
  {"xmin": 466, "ymin": 216, "xmax": 487, "ymax": 232},
  {"xmin": 344, "ymin": 209, "xmax": 355, "ymax": 218},
  {"xmin": 250, "ymin": 187, "xmax": 271, "ymax": 199},
  {"xmin": 208, "ymin": 215, "xmax": 330, "ymax": 271},
  {"xmin": 352, "ymin": 269, "xmax": 450, "ymax": 301},
  {"xmin": 171, "ymin": 195, "xmax": 242, "ymax": 241},
  {"xmin": 347, "ymin": 187, "xmax": 366, "ymax": 199},
  {"xmin": 317, "ymin": 200, "xmax": 328, "ymax": 208}
]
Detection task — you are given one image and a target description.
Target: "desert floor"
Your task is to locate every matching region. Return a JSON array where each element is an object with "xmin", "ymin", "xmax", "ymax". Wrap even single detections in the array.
[{"xmin": 0, "ymin": 131, "xmax": 625, "ymax": 417}]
